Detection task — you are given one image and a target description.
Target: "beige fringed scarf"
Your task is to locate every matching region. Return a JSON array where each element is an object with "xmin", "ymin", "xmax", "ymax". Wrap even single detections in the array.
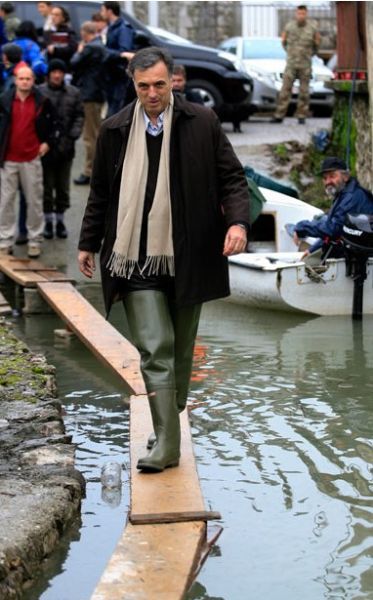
[{"xmin": 107, "ymin": 96, "xmax": 174, "ymax": 279}]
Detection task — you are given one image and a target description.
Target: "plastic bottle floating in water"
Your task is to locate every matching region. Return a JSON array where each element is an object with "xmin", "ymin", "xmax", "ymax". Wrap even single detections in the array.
[{"xmin": 101, "ymin": 461, "xmax": 122, "ymax": 489}]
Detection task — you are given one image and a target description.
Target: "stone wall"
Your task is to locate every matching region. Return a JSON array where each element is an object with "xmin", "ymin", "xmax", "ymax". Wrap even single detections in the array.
[
  {"xmin": 132, "ymin": 1, "xmax": 240, "ymax": 46},
  {"xmin": 329, "ymin": 82, "xmax": 372, "ymax": 190}
]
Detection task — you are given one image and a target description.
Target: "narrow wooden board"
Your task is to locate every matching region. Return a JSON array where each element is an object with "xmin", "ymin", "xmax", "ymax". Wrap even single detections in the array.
[
  {"xmin": 129, "ymin": 395, "xmax": 206, "ymax": 519},
  {"xmin": 129, "ymin": 510, "xmax": 221, "ymax": 525},
  {"xmin": 37, "ymin": 281, "xmax": 146, "ymax": 396},
  {"xmin": 0, "ymin": 256, "xmax": 74, "ymax": 286},
  {"xmin": 90, "ymin": 521, "xmax": 206, "ymax": 600}
]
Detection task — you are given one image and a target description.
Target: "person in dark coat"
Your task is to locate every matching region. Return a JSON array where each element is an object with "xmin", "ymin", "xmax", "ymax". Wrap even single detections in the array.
[
  {"xmin": 291, "ymin": 157, "xmax": 373, "ymax": 257},
  {"xmin": 78, "ymin": 47, "xmax": 250, "ymax": 474},
  {"xmin": 0, "ymin": 2, "xmax": 20, "ymax": 41},
  {"xmin": 171, "ymin": 64, "xmax": 204, "ymax": 105},
  {"xmin": 45, "ymin": 5, "xmax": 77, "ymax": 69},
  {"xmin": 70, "ymin": 20, "xmax": 106, "ymax": 185},
  {"xmin": 100, "ymin": 0, "xmax": 134, "ymax": 117},
  {"xmin": 39, "ymin": 58, "xmax": 84, "ymax": 238}
]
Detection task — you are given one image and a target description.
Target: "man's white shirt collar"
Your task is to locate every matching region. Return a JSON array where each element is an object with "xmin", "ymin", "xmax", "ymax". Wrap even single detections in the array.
[{"xmin": 143, "ymin": 110, "xmax": 164, "ymax": 136}]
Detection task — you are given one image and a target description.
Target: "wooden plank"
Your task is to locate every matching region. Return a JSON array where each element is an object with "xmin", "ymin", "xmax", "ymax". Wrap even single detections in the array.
[
  {"xmin": 129, "ymin": 510, "xmax": 221, "ymax": 525},
  {"xmin": 13, "ymin": 267, "xmax": 59, "ymax": 272},
  {"xmin": 37, "ymin": 281, "xmax": 146, "ymax": 396},
  {"xmin": 129, "ymin": 395, "xmax": 206, "ymax": 520},
  {"xmin": 91, "ymin": 521, "xmax": 206, "ymax": 600},
  {"xmin": 0, "ymin": 256, "xmax": 75, "ymax": 286}
]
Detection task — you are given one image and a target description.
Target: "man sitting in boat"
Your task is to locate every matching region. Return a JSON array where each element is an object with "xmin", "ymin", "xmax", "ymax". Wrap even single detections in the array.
[{"xmin": 291, "ymin": 157, "xmax": 373, "ymax": 258}]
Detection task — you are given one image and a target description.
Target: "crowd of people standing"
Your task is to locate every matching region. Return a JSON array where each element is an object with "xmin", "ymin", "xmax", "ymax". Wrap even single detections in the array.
[{"xmin": 0, "ymin": 0, "xmax": 135, "ymax": 258}]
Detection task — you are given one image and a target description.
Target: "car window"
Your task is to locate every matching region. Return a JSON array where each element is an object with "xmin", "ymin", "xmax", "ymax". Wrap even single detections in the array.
[{"xmin": 242, "ymin": 39, "xmax": 286, "ymax": 60}]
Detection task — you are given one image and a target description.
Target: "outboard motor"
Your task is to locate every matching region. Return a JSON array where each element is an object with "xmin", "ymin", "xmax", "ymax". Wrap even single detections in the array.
[{"xmin": 342, "ymin": 214, "xmax": 373, "ymax": 320}]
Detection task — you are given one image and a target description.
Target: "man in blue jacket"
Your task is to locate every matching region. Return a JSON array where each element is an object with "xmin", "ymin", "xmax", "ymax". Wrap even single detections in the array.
[
  {"xmin": 100, "ymin": 1, "xmax": 134, "ymax": 117},
  {"xmin": 293, "ymin": 157, "xmax": 373, "ymax": 256}
]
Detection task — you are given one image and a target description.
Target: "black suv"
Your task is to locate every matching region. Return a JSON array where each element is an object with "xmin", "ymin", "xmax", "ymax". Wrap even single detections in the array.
[{"xmin": 14, "ymin": 1, "xmax": 253, "ymax": 124}]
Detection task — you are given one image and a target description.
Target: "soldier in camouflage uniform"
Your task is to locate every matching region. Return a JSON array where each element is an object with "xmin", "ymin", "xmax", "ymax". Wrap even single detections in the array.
[{"xmin": 272, "ymin": 5, "xmax": 320, "ymax": 124}]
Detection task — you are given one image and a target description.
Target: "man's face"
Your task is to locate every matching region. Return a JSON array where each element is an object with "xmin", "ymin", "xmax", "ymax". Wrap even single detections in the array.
[
  {"xmin": 49, "ymin": 69, "xmax": 65, "ymax": 87},
  {"xmin": 15, "ymin": 68, "xmax": 35, "ymax": 93},
  {"xmin": 37, "ymin": 2, "xmax": 50, "ymax": 17},
  {"xmin": 51, "ymin": 8, "xmax": 64, "ymax": 26},
  {"xmin": 296, "ymin": 8, "xmax": 307, "ymax": 25},
  {"xmin": 100, "ymin": 6, "xmax": 109, "ymax": 21},
  {"xmin": 323, "ymin": 170, "xmax": 348, "ymax": 199},
  {"xmin": 172, "ymin": 73, "xmax": 186, "ymax": 93},
  {"xmin": 133, "ymin": 61, "xmax": 172, "ymax": 119},
  {"xmin": 94, "ymin": 19, "xmax": 107, "ymax": 33}
]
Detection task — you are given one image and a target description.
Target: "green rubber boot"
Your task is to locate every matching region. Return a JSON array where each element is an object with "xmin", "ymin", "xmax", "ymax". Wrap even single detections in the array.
[
  {"xmin": 137, "ymin": 388, "xmax": 180, "ymax": 472},
  {"xmin": 146, "ymin": 302, "xmax": 201, "ymax": 449}
]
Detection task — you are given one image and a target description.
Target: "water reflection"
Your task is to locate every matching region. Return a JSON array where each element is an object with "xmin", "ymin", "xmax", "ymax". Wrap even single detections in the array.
[
  {"xmin": 187, "ymin": 302, "xmax": 373, "ymax": 600},
  {"xmin": 11, "ymin": 295, "xmax": 373, "ymax": 600},
  {"xmin": 14, "ymin": 313, "xmax": 130, "ymax": 600}
]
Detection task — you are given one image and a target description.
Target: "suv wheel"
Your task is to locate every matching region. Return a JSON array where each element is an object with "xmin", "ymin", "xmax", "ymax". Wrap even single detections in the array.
[{"xmin": 187, "ymin": 79, "xmax": 223, "ymax": 111}]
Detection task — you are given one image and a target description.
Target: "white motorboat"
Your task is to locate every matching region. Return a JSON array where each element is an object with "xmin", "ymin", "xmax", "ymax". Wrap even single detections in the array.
[
  {"xmin": 228, "ymin": 252, "xmax": 373, "ymax": 316},
  {"xmin": 227, "ymin": 187, "xmax": 373, "ymax": 316}
]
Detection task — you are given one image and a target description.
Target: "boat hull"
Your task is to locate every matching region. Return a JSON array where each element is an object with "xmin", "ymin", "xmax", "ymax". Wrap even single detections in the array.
[{"xmin": 228, "ymin": 254, "xmax": 373, "ymax": 316}]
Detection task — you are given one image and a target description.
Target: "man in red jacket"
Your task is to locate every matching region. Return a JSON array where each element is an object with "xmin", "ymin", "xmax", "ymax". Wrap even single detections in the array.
[{"xmin": 0, "ymin": 66, "xmax": 55, "ymax": 258}]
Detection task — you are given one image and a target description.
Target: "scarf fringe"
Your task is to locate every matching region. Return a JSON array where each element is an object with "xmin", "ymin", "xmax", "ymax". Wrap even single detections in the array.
[
  {"xmin": 142, "ymin": 255, "xmax": 175, "ymax": 277},
  {"xmin": 107, "ymin": 252, "xmax": 175, "ymax": 278}
]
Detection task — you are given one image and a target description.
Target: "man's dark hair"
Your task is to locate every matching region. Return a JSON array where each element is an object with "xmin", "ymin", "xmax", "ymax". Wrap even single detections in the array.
[
  {"xmin": 38, "ymin": 1, "xmax": 52, "ymax": 5},
  {"xmin": 0, "ymin": 2, "xmax": 15, "ymax": 14},
  {"xmin": 92, "ymin": 11, "xmax": 106, "ymax": 22},
  {"xmin": 129, "ymin": 47, "xmax": 174, "ymax": 78},
  {"xmin": 2, "ymin": 42, "xmax": 22, "ymax": 63},
  {"xmin": 173, "ymin": 65, "xmax": 186, "ymax": 78},
  {"xmin": 16, "ymin": 20, "xmax": 38, "ymax": 42},
  {"xmin": 103, "ymin": 1, "xmax": 121, "ymax": 17},
  {"xmin": 297, "ymin": 5, "xmax": 307, "ymax": 10}
]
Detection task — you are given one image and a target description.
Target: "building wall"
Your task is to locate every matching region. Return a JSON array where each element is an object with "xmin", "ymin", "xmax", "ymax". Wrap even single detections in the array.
[{"xmin": 131, "ymin": 1, "xmax": 335, "ymax": 52}]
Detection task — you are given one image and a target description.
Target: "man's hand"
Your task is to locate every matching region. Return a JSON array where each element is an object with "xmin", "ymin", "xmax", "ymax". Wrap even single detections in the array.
[
  {"xmin": 38, "ymin": 143, "xmax": 49, "ymax": 157},
  {"xmin": 223, "ymin": 225, "xmax": 247, "ymax": 256},
  {"xmin": 78, "ymin": 251, "xmax": 96, "ymax": 278}
]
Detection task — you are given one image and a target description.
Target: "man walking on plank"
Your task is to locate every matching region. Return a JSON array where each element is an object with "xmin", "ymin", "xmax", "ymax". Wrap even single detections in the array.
[{"xmin": 78, "ymin": 47, "xmax": 250, "ymax": 472}]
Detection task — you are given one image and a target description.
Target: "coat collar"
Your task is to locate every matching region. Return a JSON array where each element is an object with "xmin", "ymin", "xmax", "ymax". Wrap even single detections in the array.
[{"xmin": 105, "ymin": 92, "xmax": 198, "ymax": 134}]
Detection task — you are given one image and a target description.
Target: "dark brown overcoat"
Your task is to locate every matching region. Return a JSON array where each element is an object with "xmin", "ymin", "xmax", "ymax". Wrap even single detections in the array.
[{"xmin": 78, "ymin": 93, "xmax": 250, "ymax": 314}]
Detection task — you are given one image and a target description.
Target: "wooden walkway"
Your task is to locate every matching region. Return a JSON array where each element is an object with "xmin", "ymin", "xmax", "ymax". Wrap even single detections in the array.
[{"xmin": 0, "ymin": 256, "xmax": 220, "ymax": 599}]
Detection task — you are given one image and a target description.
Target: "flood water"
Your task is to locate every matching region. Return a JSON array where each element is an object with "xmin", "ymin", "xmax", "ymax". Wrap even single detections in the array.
[{"xmin": 13, "ymin": 288, "xmax": 373, "ymax": 600}]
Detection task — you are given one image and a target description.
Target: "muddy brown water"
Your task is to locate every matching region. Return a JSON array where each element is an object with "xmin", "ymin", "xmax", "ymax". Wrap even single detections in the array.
[{"xmin": 13, "ymin": 289, "xmax": 373, "ymax": 600}]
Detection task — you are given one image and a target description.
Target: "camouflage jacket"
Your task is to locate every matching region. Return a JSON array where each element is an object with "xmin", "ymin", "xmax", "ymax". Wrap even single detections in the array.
[{"xmin": 283, "ymin": 19, "xmax": 320, "ymax": 68}]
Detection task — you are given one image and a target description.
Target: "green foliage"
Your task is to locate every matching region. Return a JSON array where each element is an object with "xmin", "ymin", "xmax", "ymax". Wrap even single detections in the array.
[
  {"xmin": 274, "ymin": 143, "xmax": 290, "ymax": 163},
  {"xmin": 329, "ymin": 96, "xmax": 357, "ymax": 176}
]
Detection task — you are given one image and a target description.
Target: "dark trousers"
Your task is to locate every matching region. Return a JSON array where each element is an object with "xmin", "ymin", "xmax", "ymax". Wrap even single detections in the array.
[{"xmin": 42, "ymin": 159, "xmax": 72, "ymax": 214}]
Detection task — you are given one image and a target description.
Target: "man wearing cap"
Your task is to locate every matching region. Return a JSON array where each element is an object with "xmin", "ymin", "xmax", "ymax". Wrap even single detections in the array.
[
  {"xmin": 292, "ymin": 157, "xmax": 373, "ymax": 256},
  {"xmin": 39, "ymin": 59, "xmax": 84, "ymax": 239}
]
